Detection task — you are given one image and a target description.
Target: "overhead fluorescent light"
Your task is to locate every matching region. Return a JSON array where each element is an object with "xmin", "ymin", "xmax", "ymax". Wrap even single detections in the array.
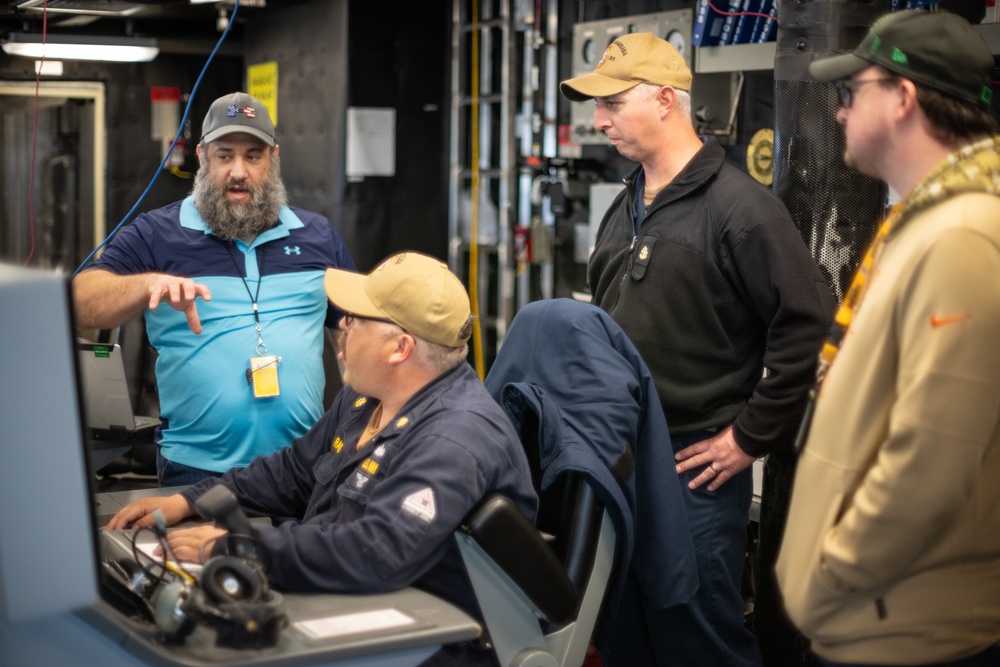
[
  {"xmin": 0, "ymin": 33, "xmax": 159, "ymax": 62},
  {"xmin": 14, "ymin": 0, "xmax": 145, "ymax": 17}
]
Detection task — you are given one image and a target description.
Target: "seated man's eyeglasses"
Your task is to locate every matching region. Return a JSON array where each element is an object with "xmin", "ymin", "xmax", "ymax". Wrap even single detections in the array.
[
  {"xmin": 344, "ymin": 313, "xmax": 402, "ymax": 329},
  {"xmin": 835, "ymin": 77, "xmax": 896, "ymax": 108}
]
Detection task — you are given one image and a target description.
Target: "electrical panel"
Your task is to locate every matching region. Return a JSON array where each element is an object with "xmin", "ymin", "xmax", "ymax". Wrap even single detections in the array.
[{"xmin": 567, "ymin": 10, "xmax": 693, "ymax": 145}]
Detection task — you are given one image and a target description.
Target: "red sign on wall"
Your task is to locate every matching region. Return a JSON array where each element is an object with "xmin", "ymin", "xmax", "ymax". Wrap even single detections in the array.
[{"xmin": 151, "ymin": 86, "xmax": 181, "ymax": 103}]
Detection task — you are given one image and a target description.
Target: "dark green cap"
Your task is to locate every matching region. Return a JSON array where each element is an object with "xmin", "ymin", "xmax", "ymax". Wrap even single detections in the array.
[{"xmin": 809, "ymin": 10, "xmax": 994, "ymax": 109}]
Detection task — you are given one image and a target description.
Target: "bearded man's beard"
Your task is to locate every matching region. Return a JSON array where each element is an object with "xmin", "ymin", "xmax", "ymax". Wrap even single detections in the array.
[{"xmin": 192, "ymin": 157, "xmax": 289, "ymax": 241}]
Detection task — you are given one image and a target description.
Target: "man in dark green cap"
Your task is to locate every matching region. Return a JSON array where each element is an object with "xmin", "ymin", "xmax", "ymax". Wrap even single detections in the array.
[{"xmin": 777, "ymin": 9, "xmax": 1000, "ymax": 667}]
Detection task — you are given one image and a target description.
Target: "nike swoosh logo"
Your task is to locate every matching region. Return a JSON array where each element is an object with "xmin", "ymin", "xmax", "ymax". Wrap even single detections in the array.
[{"xmin": 930, "ymin": 314, "xmax": 971, "ymax": 328}]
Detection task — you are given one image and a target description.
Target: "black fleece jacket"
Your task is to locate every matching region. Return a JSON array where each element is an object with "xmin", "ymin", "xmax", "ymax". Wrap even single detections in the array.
[{"xmin": 588, "ymin": 137, "xmax": 834, "ymax": 457}]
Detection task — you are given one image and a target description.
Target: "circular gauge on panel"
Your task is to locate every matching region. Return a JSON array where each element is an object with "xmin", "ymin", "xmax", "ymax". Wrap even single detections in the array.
[
  {"xmin": 747, "ymin": 128, "xmax": 775, "ymax": 186},
  {"xmin": 666, "ymin": 30, "xmax": 687, "ymax": 58},
  {"xmin": 582, "ymin": 38, "xmax": 596, "ymax": 65}
]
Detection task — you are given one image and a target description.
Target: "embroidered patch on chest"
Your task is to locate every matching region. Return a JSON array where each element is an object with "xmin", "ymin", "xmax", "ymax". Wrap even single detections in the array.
[{"xmin": 401, "ymin": 487, "xmax": 436, "ymax": 524}]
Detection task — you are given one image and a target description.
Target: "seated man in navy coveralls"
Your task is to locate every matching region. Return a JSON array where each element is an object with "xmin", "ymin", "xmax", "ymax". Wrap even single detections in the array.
[{"xmin": 106, "ymin": 251, "xmax": 537, "ymax": 666}]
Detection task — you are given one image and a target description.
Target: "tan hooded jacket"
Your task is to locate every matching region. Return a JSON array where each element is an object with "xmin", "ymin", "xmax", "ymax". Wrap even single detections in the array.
[{"xmin": 777, "ymin": 186, "xmax": 1000, "ymax": 664}]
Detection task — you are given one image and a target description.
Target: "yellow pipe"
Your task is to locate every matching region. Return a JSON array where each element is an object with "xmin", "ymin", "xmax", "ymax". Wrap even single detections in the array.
[{"xmin": 469, "ymin": 0, "xmax": 485, "ymax": 379}]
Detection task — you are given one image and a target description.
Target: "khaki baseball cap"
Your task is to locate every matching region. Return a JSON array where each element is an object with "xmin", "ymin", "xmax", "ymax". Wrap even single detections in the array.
[
  {"xmin": 560, "ymin": 32, "xmax": 692, "ymax": 102},
  {"xmin": 201, "ymin": 92, "xmax": 276, "ymax": 147},
  {"xmin": 809, "ymin": 10, "xmax": 994, "ymax": 109},
  {"xmin": 324, "ymin": 252, "xmax": 473, "ymax": 348}
]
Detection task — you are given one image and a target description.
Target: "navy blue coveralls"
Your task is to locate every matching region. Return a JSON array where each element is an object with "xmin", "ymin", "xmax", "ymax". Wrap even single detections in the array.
[{"xmin": 182, "ymin": 362, "xmax": 537, "ymax": 666}]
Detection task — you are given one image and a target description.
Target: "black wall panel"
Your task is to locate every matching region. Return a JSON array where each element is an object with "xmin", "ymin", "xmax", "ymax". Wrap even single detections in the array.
[{"xmin": 343, "ymin": 0, "xmax": 452, "ymax": 271}]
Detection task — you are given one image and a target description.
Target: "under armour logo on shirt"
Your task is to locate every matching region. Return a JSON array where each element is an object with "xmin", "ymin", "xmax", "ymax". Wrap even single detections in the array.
[{"xmin": 284, "ymin": 246, "xmax": 301, "ymax": 255}]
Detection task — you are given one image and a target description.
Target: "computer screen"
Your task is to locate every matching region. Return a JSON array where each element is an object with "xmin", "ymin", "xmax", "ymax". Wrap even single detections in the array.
[{"xmin": 0, "ymin": 262, "xmax": 99, "ymax": 621}]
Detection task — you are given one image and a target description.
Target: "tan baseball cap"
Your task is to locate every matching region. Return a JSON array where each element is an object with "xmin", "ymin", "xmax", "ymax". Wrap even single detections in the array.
[
  {"xmin": 560, "ymin": 32, "xmax": 692, "ymax": 102},
  {"xmin": 324, "ymin": 252, "xmax": 473, "ymax": 348}
]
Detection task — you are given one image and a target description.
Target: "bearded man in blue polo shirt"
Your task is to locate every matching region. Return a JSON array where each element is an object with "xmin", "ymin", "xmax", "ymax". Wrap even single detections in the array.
[{"xmin": 73, "ymin": 91, "xmax": 355, "ymax": 486}]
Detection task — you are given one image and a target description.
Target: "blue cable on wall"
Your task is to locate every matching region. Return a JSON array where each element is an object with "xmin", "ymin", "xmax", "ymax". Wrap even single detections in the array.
[{"xmin": 73, "ymin": 0, "xmax": 242, "ymax": 276}]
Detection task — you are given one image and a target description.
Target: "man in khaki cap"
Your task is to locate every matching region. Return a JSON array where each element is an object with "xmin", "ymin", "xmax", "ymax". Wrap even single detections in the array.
[
  {"xmin": 106, "ymin": 251, "xmax": 537, "ymax": 667},
  {"xmin": 562, "ymin": 32, "xmax": 832, "ymax": 666}
]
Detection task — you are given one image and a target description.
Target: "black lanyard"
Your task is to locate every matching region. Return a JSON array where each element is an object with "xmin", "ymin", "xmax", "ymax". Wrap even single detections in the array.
[{"xmin": 223, "ymin": 241, "xmax": 268, "ymax": 355}]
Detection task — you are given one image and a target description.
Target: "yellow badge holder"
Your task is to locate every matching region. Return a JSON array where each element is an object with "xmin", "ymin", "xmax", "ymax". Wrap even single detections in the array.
[{"xmin": 249, "ymin": 354, "xmax": 281, "ymax": 398}]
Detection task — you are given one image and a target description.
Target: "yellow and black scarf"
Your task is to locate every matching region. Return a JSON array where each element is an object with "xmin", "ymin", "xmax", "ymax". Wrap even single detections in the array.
[{"xmin": 796, "ymin": 135, "xmax": 1000, "ymax": 450}]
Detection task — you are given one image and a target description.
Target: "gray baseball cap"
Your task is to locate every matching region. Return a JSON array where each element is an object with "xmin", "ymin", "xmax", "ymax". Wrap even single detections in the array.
[{"xmin": 201, "ymin": 92, "xmax": 275, "ymax": 146}]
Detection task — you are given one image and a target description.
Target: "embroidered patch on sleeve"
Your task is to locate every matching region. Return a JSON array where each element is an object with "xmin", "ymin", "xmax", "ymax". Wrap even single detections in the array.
[{"xmin": 401, "ymin": 487, "xmax": 436, "ymax": 524}]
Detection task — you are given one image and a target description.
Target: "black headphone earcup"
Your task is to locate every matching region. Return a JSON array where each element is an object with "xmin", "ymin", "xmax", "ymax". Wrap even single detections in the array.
[
  {"xmin": 200, "ymin": 556, "xmax": 267, "ymax": 605},
  {"xmin": 153, "ymin": 580, "xmax": 198, "ymax": 642}
]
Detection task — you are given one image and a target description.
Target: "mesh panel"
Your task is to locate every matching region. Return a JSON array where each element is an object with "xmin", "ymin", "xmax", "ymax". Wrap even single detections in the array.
[
  {"xmin": 773, "ymin": 79, "xmax": 884, "ymax": 301},
  {"xmin": 752, "ymin": 4, "xmax": 890, "ymax": 663}
]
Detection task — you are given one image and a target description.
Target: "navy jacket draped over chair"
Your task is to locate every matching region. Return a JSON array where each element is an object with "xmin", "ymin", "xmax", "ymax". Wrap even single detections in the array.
[{"xmin": 484, "ymin": 298, "xmax": 698, "ymax": 638}]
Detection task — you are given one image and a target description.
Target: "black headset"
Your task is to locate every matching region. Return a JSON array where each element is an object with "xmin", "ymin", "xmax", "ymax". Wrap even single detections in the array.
[{"xmin": 149, "ymin": 485, "xmax": 287, "ymax": 648}]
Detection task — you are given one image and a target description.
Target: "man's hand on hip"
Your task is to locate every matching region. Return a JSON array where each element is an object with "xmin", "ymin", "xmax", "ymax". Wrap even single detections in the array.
[{"xmin": 674, "ymin": 425, "xmax": 755, "ymax": 491}]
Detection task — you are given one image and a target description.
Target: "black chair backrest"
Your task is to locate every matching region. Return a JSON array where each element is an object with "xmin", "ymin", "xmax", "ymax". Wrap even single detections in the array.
[
  {"xmin": 462, "ymin": 494, "xmax": 578, "ymax": 624},
  {"xmin": 460, "ymin": 403, "xmax": 609, "ymax": 626},
  {"xmin": 519, "ymin": 409, "xmax": 606, "ymax": 608}
]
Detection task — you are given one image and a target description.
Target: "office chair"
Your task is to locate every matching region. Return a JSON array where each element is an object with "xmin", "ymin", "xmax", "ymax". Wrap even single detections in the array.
[
  {"xmin": 457, "ymin": 420, "xmax": 616, "ymax": 667},
  {"xmin": 465, "ymin": 298, "xmax": 698, "ymax": 667}
]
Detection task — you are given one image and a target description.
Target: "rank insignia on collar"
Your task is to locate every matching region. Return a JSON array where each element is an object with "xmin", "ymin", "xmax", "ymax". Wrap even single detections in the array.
[
  {"xmin": 354, "ymin": 397, "xmax": 368, "ymax": 408},
  {"xmin": 395, "ymin": 416, "xmax": 409, "ymax": 429},
  {"xmin": 332, "ymin": 436, "xmax": 344, "ymax": 453},
  {"xmin": 639, "ymin": 245, "xmax": 649, "ymax": 261}
]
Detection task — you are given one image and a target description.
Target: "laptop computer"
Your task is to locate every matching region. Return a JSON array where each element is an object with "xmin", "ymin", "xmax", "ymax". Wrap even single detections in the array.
[{"xmin": 77, "ymin": 342, "xmax": 160, "ymax": 441}]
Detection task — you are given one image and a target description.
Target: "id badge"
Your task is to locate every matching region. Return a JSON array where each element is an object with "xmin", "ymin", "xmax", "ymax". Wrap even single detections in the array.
[{"xmin": 249, "ymin": 355, "xmax": 281, "ymax": 398}]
